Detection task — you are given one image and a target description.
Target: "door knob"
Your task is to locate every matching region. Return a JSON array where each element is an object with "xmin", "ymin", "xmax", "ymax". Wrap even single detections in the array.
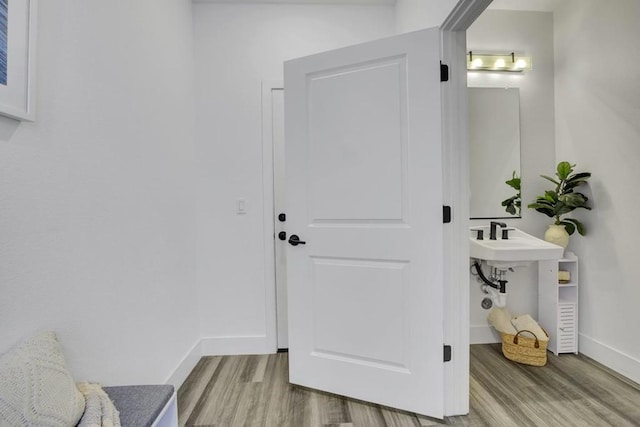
[{"xmin": 288, "ymin": 234, "xmax": 306, "ymax": 246}]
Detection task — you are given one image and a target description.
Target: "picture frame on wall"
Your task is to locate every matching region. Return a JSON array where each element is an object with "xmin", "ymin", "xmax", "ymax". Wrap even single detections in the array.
[{"xmin": 0, "ymin": 0, "xmax": 37, "ymax": 121}]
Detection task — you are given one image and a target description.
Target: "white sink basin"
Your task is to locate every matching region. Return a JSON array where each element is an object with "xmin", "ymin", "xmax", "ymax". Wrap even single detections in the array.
[{"xmin": 469, "ymin": 226, "xmax": 563, "ymax": 268}]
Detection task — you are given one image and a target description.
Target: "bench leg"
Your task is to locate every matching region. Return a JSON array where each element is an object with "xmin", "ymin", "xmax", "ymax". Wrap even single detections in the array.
[{"xmin": 151, "ymin": 392, "xmax": 178, "ymax": 427}]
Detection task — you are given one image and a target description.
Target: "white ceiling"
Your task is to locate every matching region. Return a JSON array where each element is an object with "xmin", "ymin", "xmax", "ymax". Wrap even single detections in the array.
[
  {"xmin": 192, "ymin": 0, "xmax": 395, "ymax": 5},
  {"xmin": 193, "ymin": 0, "xmax": 559, "ymax": 10}
]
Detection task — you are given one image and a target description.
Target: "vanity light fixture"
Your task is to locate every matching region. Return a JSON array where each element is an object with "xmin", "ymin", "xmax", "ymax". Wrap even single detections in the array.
[{"xmin": 467, "ymin": 51, "xmax": 532, "ymax": 72}]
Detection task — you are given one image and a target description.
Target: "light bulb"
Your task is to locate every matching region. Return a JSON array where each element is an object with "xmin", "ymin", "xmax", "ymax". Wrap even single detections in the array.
[
  {"xmin": 515, "ymin": 59, "xmax": 527, "ymax": 69},
  {"xmin": 494, "ymin": 59, "xmax": 506, "ymax": 68},
  {"xmin": 472, "ymin": 58, "xmax": 483, "ymax": 68}
]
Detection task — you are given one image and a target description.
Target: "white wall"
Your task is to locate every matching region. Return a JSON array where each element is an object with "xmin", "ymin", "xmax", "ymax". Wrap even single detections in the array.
[
  {"xmin": 0, "ymin": 0, "xmax": 199, "ymax": 387},
  {"xmin": 467, "ymin": 11, "xmax": 556, "ymax": 343},
  {"xmin": 395, "ymin": 0, "xmax": 458, "ymax": 33},
  {"xmin": 554, "ymin": 0, "xmax": 640, "ymax": 383},
  {"xmin": 193, "ymin": 3, "xmax": 395, "ymax": 352}
]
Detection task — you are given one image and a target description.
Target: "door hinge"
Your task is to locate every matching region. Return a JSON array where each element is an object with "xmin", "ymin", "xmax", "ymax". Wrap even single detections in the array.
[
  {"xmin": 444, "ymin": 345, "xmax": 452, "ymax": 362},
  {"xmin": 440, "ymin": 62, "xmax": 449, "ymax": 82},
  {"xmin": 443, "ymin": 205, "xmax": 452, "ymax": 223}
]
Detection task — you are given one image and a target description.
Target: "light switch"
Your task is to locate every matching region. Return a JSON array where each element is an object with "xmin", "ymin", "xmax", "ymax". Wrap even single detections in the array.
[{"xmin": 236, "ymin": 198, "xmax": 247, "ymax": 214}]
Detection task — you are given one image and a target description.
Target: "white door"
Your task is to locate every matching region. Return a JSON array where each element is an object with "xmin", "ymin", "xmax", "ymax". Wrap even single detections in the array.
[{"xmin": 284, "ymin": 28, "xmax": 445, "ymax": 417}]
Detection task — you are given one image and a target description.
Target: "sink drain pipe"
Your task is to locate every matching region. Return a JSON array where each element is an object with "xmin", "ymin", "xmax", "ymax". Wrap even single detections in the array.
[{"xmin": 471, "ymin": 260, "xmax": 508, "ymax": 308}]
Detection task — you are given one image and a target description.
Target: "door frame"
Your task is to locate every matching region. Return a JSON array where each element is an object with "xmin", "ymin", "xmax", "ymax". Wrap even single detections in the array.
[
  {"xmin": 439, "ymin": 0, "xmax": 491, "ymax": 414},
  {"xmin": 259, "ymin": 0, "xmax": 489, "ymax": 416},
  {"xmin": 261, "ymin": 80, "xmax": 283, "ymax": 354}
]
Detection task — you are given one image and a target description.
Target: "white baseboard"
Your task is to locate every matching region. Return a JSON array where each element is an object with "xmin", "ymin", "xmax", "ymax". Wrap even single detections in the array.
[
  {"xmin": 470, "ymin": 325, "xmax": 501, "ymax": 344},
  {"xmin": 201, "ymin": 335, "xmax": 275, "ymax": 356},
  {"xmin": 165, "ymin": 339, "xmax": 203, "ymax": 390},
  {"xmin": 164, "ymin": 335, "xmax": 276, "ymax": 390},
  {"xmin": 165, "ymin": 331, "xmax": 640, "ymax": 398},
  {"xmin": 579, "ymin": 333, "xmax": 640, "ymax": 385}
]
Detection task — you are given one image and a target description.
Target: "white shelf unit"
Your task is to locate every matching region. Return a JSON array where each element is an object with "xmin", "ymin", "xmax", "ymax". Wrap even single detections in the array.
[{"xmin": 538, "ymin": 252, "xmax": 579, "ymax": 355}]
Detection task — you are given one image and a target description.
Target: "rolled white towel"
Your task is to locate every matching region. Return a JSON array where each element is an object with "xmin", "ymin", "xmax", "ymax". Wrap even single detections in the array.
[
  {"xmin": 511, "ymin": 314, "xmax": 549, "ymax": 342},
  {"xmin": 487, "ymin": 307, "xmax": 517, "ymax": 334}
]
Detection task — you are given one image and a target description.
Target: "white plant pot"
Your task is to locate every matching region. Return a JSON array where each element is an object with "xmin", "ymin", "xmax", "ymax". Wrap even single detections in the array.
[{"xmin": 544, "ymin": 224, "xmax": 569, "ymax": 253}]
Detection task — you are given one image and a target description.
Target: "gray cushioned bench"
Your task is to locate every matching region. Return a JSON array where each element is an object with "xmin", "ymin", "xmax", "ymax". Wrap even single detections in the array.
[{"xmin": 104, "ymin": 385, "xmax": 177, "ymax": 427}]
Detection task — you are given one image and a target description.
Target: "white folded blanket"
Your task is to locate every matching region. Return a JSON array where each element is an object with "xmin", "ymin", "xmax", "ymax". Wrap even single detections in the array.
[
  {"xmin": 487, "ymin": 307, "xmax": 517, "ymax": 334},
  {"xmin": 76, "ymin": 383, "xmax": 121, "ymax": 427},
  {"xmin": 511, "ymin": 314, "xmax": 549, "ymax": 342}
]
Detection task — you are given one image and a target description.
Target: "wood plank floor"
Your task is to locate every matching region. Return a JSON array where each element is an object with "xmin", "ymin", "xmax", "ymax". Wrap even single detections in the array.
[{"xmin": 177, "ymin": 344, "xmax": 640, "ymax": 426}]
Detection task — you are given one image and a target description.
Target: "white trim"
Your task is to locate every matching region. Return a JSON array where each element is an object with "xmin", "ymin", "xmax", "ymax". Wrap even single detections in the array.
[
  {"xmin": 441, "ymin": 28, "xmax": 471, "ymax": 417},
  {"xmin": 201, "ymin": 335, "xmax": 274, "ymax": 355},
  {"xmin": 439, "ymin": 1, "xmax": 490, "ymax": 416},
  {"xmin": 579, "ymin": 333, "xmax": 640, "ymax": 385},
  {"xmin": 470, "ymin": 325, "xmax": 501, "ymax": 344},
  {"xmin": 262, "ymin": 80, "xmax": 284, "ymax": 353},
  {"xmin": 442, "ymin": 0, "xmax": 491, "ymax": 31},
  {"xmin": 164, "ymin": 339, "xmax": 203, "ymax": 389},
  {"xmin": 164, "ymin": 334, "xmax": 279, "ymax": 390}
]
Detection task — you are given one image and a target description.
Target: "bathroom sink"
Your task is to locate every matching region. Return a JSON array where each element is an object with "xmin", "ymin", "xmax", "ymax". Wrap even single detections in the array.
[{"xmin": 469, "ymin": 226, "xmax": 563, "ymax": 268}]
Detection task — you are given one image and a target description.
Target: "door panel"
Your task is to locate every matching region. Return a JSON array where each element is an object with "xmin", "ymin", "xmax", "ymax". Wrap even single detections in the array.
[
  {"xmin": 284, "ymin": 27, "xmax": 444, "ymax": 417},
  {"xmin": 312, "ymin": 257, "xmax": 409, "ymax": 368},
  {"xmin": 307, "ymin": 57, "xmax": 407, "ymax": 222}
]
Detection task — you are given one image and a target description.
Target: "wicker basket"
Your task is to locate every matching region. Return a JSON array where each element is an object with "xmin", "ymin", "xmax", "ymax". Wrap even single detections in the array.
[{"xmin": 501, "ymin": 329, "xmax": 549, "ymax": 367}]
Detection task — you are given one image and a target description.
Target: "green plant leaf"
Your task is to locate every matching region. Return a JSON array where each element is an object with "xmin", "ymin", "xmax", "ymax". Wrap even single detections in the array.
[
  {"xmin": 555, "ymin": 202, "xmax": 574, "ymax": 216},
  {"xmin": 505, "ymin": 177, "xmax": 521, "ymax": 190},
  {"xmin": 528, "ymin": 161, "xmax": 592, "ymax": 235},
  {"xmin": 544, "ymin": 191, "xmax": 558, "ymax": 202},
  {"xmin": 556, "ymin": 161, "xmax": 575, "ymax": 180},
  {"xmin": 540, "ymin": 175, "xmax": 561, "ymax": 186},
  {"xmin": 564, "ymin": 183, "xmax": 585, "ymax": 193},
  {"xmin": 506, "ymin": 204, "xmax": 516, "ymax": 215},
  {"xmin": 502, "ymin": 171, "xmax": 521, "ymax": 215},
  {"xmin": 527, "ymin": 203, "xmax": 555, "ymax": 217},
  {"xmin": 527, "ymin": 203, "xmax": 552, "ymax": 210},
  {"xmin": 502, "ymin": 195, "xmax": 520, "ymax": 216},
  {"xmin": 536, "ymin": 209, "xmax": 556, "ymax": 217},
  {"xmin": 505, "ymin": 171, "xmax": 521, "ymax": 191},
  {"xmin": 502, "ymin": 196, "xmax": 516, "ymax": 206},
  {"xmin": 565, "ymin": 172, "xmax": 591, "ymax": 183},
  {"xmin": 564, "ymin": 173, "xmax": 591, "ymax": 192},
  {"xmin": 560, "ymin": 220, "xmax": 576, "ymax": 235},
  {"xmin": 530, "ymin": 199, "xmax": 554, "ymax": 208},
  {"xmin": 559, "ymin": 193, "xmax": 587, "ymax": 207},
  {"xmin": 563, "ymin": 218, "xmax": 586, "ymax": 236}
]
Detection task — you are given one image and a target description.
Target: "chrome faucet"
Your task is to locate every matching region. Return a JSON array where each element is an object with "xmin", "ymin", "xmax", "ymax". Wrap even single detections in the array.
[{"xmin": 490, "ymin": 221, "xmax": 507, "ymax": 240}]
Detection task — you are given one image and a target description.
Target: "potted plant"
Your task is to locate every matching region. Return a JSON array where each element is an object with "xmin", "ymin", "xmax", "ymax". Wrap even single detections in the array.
[
  {"xmin": 501, "ymin": 171, "xmax": 521, "ymax": 216},
  {"xmin": 528, "ymin": 161, "xmax": 592, "ymax": 248}
]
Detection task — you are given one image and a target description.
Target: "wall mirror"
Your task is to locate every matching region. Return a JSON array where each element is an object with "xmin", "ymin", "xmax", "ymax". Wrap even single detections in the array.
[{"xmin": 469, "ymin": 87, "xmax": 521, "ymax": 219}]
